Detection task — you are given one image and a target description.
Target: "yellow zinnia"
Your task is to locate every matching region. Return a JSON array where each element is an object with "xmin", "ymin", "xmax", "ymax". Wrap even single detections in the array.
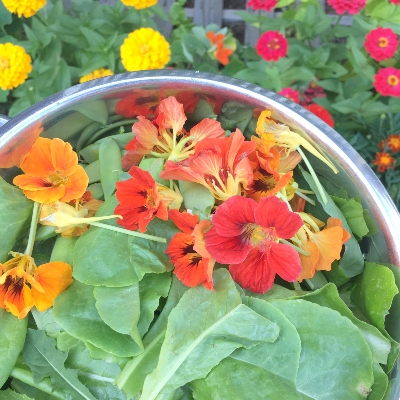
[
  {"xmin": 2, "ymin": 0, "xmax": 46, "ymax": 18},
  {"xmin": 120, "ymin": 27, "xmax": 171, "ymax": 71},
  {"xmin": 120, "ymin": 0, "xmax": 157, "ymax": 9},
  {"xmin": 79, "ymin": 68, "xmax": 114, "ymax": 83},
  {"xmin": 0, "ymin": 43, "xmax": 32, "ymax": 91}
]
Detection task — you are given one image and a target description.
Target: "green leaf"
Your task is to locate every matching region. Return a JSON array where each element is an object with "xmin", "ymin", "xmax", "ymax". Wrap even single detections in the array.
[
  {"xmin": 79, "ymin": 27, "xmax": 106, "ymax": 48},
  {"xmin": 139, "ymin": 157, "xmax": 169, "ymax": 186},
  {"xmin": 73, "ymin": 196, "xmax": 173, "ymax": 287},
  {"xmin": 0, "ymin": 389, "xmax": 32, "ymax": 400},
  {"xmin": 270, "ymin": 299, "xmax": 374, "ymax": 399},
  {"xmin": 301, "ymin": 168, "xmax": 364, "ymax": 277},
  {"xmin": 300, "ymin": 283, "xmax": 391, "ymax": 365},
  {"xmin": 0, "ymin": 177, "xmax": 33, "ymax": 262},
  {"xmin": 141, "ymin": 269, "xmax": 280, "ymax": 400},
  {"xmin": 116, "ymin": 277, "xmax": 189, "ymax": 398},
  {"xmin": 368, "ymin": 363, "xmax": 388, "ymax": 400},
  {"xmin": 72, "ymin": 100, "xmax": 108, "ymax": 125},
  {"xmin": 31, "ymin": 308, "xmax": 62, "ymax": 336},
  {"xmin": 52, "ymin": 281, "xmax": 143, "ymax": 358},
  {"xmin": 94, "ymin": 284, "xmax": 142, "ymax": 347},
  {"xmin": 64, "ymin": 340, "xmax": 125, "ymax": 400},
  {"xmin": 0, "ymin": 1, "xmax": 11, "ymax": 26},
  {"xmin": 0, "ymin": 309, "xmax": 28, "ymax": 387},
  {"xmin": 179, "ymin": 180, "xmax": 215, "ymax": 213},
  {"xmin": 192, "ymin": 297, "xmax": 304, "ymax": 399},
  {"xmin": 22, "ymin": 329, "xmax": 96, "ymax": 400},
  {"xmin": 351, "ymin": 262, "xmax": 399, "ymax": 333}
]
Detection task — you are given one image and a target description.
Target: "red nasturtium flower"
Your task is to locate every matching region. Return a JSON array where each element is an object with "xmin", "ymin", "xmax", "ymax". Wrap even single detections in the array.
[
  {"xmin": 303, "ymin": 104, "xmax": 335, "ymax": 128},
  {"xmin": 205, "ymin": 196, "xmax": 303, "ymax": 293},
  {"xmin": 115, "ymin": 166, "xmax": 182, "ymax": 232},
  {"xmin": 0, "ymin": 253, "xmax": 73, "ymax": 319},
  {"xmin": 122, "ymin": 96, "xmax": 225, "ymax": 169},
  {"xmin": 166, "ymin": 210, "xmax": 215, "ymax": 290},
  {"xmin": 372, "ymin": 152, "xmax": 396, "ymax": 173},
  {"xmin": 255, "ymin": 31, "xmax": 288, "ymax": 62},
  {"xmin": 295, "ymin": 216, "xmax": 350, "ymax": 281},
  {"xmin": 247, "ymin": 0, "xmax": 277, "ymax": 12},
  {"xmin": 364, "ymin": 27, "xmax": 398, "ymax": 62},
  {"xmin": 206, "ymin": 31, "xmax": 234, "ymax": 66},
  {"xmin": 161, "ymin": 129, "xmax": 256, "ymax": 201},
  {"xmin": 12, "ymin": 137, "xmax": 89, "ymax": 204},
  {"xmin": 374, "ymin": 68, "xmax": 400, "ymax": 97},
  {"xmin": 278, "ymin": 88, "xmax": 300, "ymax": 104},
  {"xmin": 327, "ymin": 0, "xmax": 366, "ymax": 15}
]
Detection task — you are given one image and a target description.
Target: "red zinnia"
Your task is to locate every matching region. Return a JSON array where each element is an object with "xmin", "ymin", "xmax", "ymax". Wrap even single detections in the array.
[
  {"xmin": 278, "ymin": 88, "xmax": 300, "ymax": 104},
  {"xmin": 115, "ymin": 166, "xmax": 181, "ymax": 232},
  {"xmin": 364, "ymin": 27, "xmax": 398, "ymax": 62},
  {"xmin": 255, "ymin": 31, "xmax": 288, "ymax": 62},
  {"xmin": 327, "ymin": 0, "xmax": 366, "ymax": 15},
  {"xmin": 374, "ymin": 68, "xmax": 400, "ymax": 97},
  {"xmin": 303, "ymin": 104, "xmax": 335, "ymax": 128},
  {"xmin": 205, "ymin": 196, "xmax": 303, "ymax": 293},
  {"xmin": 372, "ymin": 152, "xmax": 396, "ymax": 173},
  {"xmin": 166, "ymin": 210, "xmax": 215, "ymax": 290},
  {"xmin": 247, "ymin": 0, "xmax": 277, "ymax": 12}
]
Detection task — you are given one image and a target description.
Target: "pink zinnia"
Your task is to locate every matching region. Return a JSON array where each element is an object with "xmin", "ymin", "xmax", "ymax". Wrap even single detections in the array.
[
  {"xmin": 205, "ymin": 196, "xmax": 303, "ymax": 293},
  {"xmin": 389, "ymin": 0, "xmax": 400, "ymax": 4},
  {"xmin": 327, "ymin": 0, "xmax": 366, "ymax": 15},
  {"xmin": 374, "ymin": 68, "xmax": 400, "ymax": 97},
  {"xmin": 256, "ymin": 31, "xmax": 288, "ymax": 62},
  {"xmin": 364, "ymin": 27, "xmax": 398, "ymax": 62},
  {"xmin": 278, "ymin": 88, "xmax": 300, "ymax": 104},
  {"xmin": 247, "ymin": 0, "xmax": 277, "ymax": 12}
]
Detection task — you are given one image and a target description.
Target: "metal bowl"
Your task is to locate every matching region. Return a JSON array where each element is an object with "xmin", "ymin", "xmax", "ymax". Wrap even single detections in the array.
[{"xmin": 1, "ymin": 70, "xmax": 399, "ymax": 398}]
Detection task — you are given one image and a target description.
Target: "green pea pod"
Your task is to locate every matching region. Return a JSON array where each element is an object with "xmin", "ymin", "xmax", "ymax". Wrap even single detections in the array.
[
  {"xmin": 99, "ymin": 137, "xmax": 122, "ymax": 200},
  {"xmin": 87, "ymin": 182, "xmax": 104, "ymax": 200},
  {"xmin": 35, "ymin": 225, "xmax": 57, "ymax": 242},
  {"xmin": 79, "ymin": 132, "xmax": 134, "ymax": 163},
  {"xmin": 83, "ymin": 160, "xmax": 100, "ymax": 184},
  {"xmin": 50, "ymin": 235, "xmax": 78, "ymax": 265},
  {"xmin": 76, "ymin": 122, "xmax": 102, "ymax": 152}
]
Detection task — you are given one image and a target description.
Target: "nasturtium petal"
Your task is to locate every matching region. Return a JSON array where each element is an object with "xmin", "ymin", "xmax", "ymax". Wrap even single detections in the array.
[
  {"xmin": 270, "ymin": 299, "xmax": 374, "ymax": 400},
  {"xmin": 141, "ymin": 269, "xmax": 280, "ymax": 400},
  {"xmin": 52, "ymin": 281, "xmax": 143, "ymax": 358}
]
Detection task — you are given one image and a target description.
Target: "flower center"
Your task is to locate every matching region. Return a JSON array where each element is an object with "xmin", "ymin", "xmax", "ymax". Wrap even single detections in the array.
[
  {"xmin": 0, "ymin": 56, "xmax": 10, "ymax": 69},
  {"xmin": 378, "ymin": 37, "xmax": 389, "ymax": 48},
  {"xmin": 267, "ymin": 38, "xmax": 280, "ymax": 50},
  {"xmin": 49, "ymin": 172, "xmax": 67, "ymax": 187},
  {"xmin": 140, "ymin": 44, "xmax": 149, "ymax": 54},
  {"xmin": 387, "ymin": 75, "xmax": 399, "ymax": 86},
  {"xmin": 249, "ymin": 225, "xmax": 277, "ymax": 247}
]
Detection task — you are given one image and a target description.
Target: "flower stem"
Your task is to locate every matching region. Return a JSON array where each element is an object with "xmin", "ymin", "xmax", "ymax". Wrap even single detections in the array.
[
  {"xmin": 89, "ymin": 222, "xmax": 167, "ymax": 243},
  {"xmin": 297, "ymin": 147, "xmax": 328, "ymax": 204},
  {"xmin": 279, "ymin": 239, "xmax": 310, "ymax": 256},
  {"xmin": 25, "ymin": 202, "xmax": 42, "ymax": 256}
]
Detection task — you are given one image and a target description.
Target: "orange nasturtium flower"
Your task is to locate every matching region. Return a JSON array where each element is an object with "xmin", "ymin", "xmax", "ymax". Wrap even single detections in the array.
[
  {"xmin": 13, "ymin": 137, "xmax": 89, "ymax": 204},
  {"xmin": 166, "ymin": 210, "xmax": 215, "ymax": 290},
  {"xmin": 206, "ymin": 31, "xmax": 235, "ymax": 66},
  {"xmin": 0, "ymin": 253, "xmax": 73, "ymax": 319},
  {"xmin": 295, "ymin": 215, "xmax": 350, "ymax": 282}
]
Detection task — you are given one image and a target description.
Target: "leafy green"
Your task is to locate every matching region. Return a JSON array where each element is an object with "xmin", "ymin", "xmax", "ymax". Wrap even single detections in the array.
[
  {"xmin": 22, "ymin": 329, "xmax": 96, "ymax": 400},
  {"xmin": 0, "ymin": 389, "xmax": 33, "ymax": 400},
  {"xmin": 0, "ymin": 309, "xmax": 28, "ymax": 387},
  {"xmin": 31, "ymin": 308, "xmax": 62, "ymax": 336},
  {"xmin": 192, "ymin": 297, "xmax": 304, "ymax": 399},
  {"xmin": 299, "ymin": 283, "xmax": 391, "ymax": 365},
  {"xmin": 270, "ymin": 299, "xmax": 374, "ymax": 400},
  {"xmin": 179, "ymin": 181, "xmax": 215, "ymax": 213},
  {"xmin": 52, "ymin": 281, "xmax": 143, "ymax": 358},
  {"xmin": 141, "ymin": 269, "xmax": 280, "ymax": 400},
  {"xmin": 368, "ymin": 363, "xmax": 388, "ymax": 400},
  {"xmin": 0, "ymin": 177, "xmax": 33, "ymax": 262}
]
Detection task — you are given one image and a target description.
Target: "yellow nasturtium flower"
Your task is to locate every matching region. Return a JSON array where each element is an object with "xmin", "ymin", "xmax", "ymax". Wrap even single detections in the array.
[
  {"xmin": 120, "ymin": 0, "xmax": 157, "ymax": 9},
  {"xmin": 120, "ymin": 27, "xmax": 171, "ymax": 71},
  {"xmin": 79, "ymin": 68, "xmax": 114, "ymax": 83},
  {"xmin": 0, "ymin": 43, "xmax": 32, "ymax": 91},
  {"xmin": 2, "ymin": 0, "xmax": 46, "ymax": 18}
]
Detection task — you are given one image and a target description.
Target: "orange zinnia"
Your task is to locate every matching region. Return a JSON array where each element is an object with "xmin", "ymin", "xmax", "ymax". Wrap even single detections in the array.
[
  {"xmin": 0, "ymin": 254, "xmax": 73, "ymax": 319},
  {"xmin": 372, "ymin": 152, "xmax": 396, "ymax": 173},
  {"xmin": 13, "ymin": 137, "xmax": 89, "ymax": 204}
]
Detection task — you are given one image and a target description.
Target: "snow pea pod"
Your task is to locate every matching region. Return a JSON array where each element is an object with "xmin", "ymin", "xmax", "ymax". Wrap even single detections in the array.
[
  {"xmin": 35, "ymin": 225, "xmax": 57, "ymax": 242},
  {"xmin": 76, "ymin": 122, "xmax": 102, "ymax": 152},
  {"xmin": 83, "ymin": 159, "xmax": 100, "ymax": 184},
  {"xmin": 99, "ymin": 137, "xmax": 122, "ymax": 200}
]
